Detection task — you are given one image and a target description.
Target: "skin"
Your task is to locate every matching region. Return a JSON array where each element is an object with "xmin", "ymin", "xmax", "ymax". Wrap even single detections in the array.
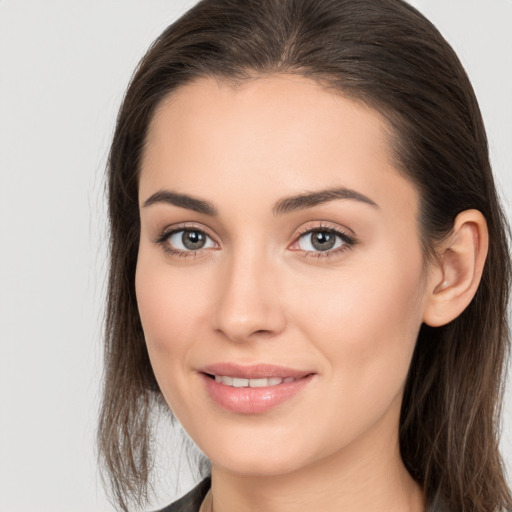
[{"xmin": 135, "ymin": 75, "xmax": 486, "ymax": 512}]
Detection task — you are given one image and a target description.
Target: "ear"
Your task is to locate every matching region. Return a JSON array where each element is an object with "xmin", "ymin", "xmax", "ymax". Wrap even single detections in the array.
[{"xmin": 423, "ymin": 209, "xmax": 489, "ymax": 327}]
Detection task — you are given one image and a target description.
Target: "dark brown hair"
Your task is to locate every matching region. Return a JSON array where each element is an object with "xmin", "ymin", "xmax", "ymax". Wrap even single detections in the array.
[{"xmin": 98, "ymin": 0, "xmax": 512, "ymax": 510}]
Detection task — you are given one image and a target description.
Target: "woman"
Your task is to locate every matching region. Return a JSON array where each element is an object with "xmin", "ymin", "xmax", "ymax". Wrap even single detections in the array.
[{"xmin": 97, "ymin": 0, "xmax": 512, "ymax": 511}]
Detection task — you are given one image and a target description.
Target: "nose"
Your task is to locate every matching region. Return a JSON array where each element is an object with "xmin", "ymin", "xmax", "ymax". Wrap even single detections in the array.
[{"xmin": 211, "ymin": 248, "xmax": 287, "ymax": 343}]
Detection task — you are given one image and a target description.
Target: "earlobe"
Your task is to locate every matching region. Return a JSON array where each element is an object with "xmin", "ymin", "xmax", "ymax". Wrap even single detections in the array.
[{"xmin": 423, "ymin": 209, "xmax": 488, "ymax": 327}]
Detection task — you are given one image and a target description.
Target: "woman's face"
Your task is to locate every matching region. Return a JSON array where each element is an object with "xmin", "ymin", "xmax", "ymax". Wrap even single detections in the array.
[{"xmin": 136, "ymin": 75, "xmax": 434, "ymax": 476}]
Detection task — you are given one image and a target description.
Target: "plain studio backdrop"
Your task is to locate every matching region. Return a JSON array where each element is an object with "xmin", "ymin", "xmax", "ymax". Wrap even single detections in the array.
[{"xmin": 0, "ymin": 1, "xmax": 511, "ymax": 511}]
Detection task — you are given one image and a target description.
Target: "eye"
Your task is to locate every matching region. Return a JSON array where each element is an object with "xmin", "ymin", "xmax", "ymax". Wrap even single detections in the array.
[
  {"xmin": 160, "ymin": 228, "xmax": 217, "ymax": 254},
  {"xmin": 292, "ymin": 226, "xmax": 355, "ymax": 256}
]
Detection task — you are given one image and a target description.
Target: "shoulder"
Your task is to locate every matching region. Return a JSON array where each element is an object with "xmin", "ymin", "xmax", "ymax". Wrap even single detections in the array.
[
  {"xmin": 153, "ymin": 477, "xmax": 211, "ymax": 512},
  {"xmin": 153, "ymin": 477, "xmax": 451, "ymax": 512}
]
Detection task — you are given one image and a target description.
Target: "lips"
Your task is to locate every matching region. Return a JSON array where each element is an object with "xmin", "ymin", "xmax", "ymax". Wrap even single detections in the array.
[
  {"xmin": 198, "ymin": 363, "xmax": 315, "ymax": 414},
  {"xmin": 200, "ymin": 362, "xmax": 312, "ymax": 380},
  {"xmin": 213, "ymin": 375, "xmax": 296, "ymax": 387}
]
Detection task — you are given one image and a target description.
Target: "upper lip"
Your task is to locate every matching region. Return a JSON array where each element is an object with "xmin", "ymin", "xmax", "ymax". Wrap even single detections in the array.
[{"xmin": 199, "ymin": 363, "xmax": 313, "ymax": 380}]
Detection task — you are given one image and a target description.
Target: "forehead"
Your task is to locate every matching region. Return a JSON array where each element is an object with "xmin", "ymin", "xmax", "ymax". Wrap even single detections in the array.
[
  {"xmin": 139, "ymin": 74, "xmax": 418, "ymax": 221},
  {"xmin": 144, "ymin": 74, "xmax": 389, "ymax": 170}
]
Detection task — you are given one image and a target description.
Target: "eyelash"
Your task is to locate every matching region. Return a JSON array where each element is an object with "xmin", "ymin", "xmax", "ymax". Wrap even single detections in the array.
[
  {"xmin": 155, "ymin": 223, "xmax": 215, "ymax": 259},
  {"xmin": 155, "ymin": 223, "xmax": 357, "ymax": 260},
  {"xmin": 293, "ymin": 224, "xmax": 356, "ymax": 259}
]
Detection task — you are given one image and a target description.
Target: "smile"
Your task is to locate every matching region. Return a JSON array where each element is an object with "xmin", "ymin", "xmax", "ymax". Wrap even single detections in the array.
[
  {"xmin": 199, "ymin": 363, "xmax": 315, "ymax": 414},
  {"xmin": 212, "ymin": 375, "xmax": 297, "ymax": 387}
]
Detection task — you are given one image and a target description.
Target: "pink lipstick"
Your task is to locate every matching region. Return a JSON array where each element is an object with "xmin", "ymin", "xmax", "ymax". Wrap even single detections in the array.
[{"xmin": 198, "ymin": 363, "xmax": 315, "ymax": 414}]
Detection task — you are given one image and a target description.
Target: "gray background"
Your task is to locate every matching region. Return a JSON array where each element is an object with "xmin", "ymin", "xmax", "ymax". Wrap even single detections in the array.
[{"xmin": 0, "ymin": 1, "xmax": 510, "ymax": 510}]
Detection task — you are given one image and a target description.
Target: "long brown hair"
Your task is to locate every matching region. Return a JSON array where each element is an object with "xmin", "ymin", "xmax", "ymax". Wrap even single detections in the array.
[{"xmin": 98, "ymin": 1, "xmax": 512, "ymax": 510}]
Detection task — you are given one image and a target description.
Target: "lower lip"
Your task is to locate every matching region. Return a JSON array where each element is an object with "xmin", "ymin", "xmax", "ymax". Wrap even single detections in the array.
[{"xmin": 200, "ymin": 373, "xmax": 315, "ymax": 414}]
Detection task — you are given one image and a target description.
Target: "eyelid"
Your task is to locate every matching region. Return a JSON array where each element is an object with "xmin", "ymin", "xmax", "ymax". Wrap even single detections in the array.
[
  {"xmin": 155, "ymin": 222, "xmax": 219, "ymax": 257},
  {"xmin": 289, "ymin": 222, "xmax": 357, "ymax": 257},
  {"xmin": 155, "ymin": 221, "xmax": 216, "ymax": 240},
  {"xmin": 155, "ymin": 221, "xmax": 357, "ymax": 259},
  {"xmin": 294, "ymin": 221, "xmax": 355, "ymax": 239}
]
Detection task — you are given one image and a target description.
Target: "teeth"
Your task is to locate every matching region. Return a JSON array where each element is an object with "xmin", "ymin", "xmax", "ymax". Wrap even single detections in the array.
[
  {"xmin": 213, "ymin": 375, "xmax": 295, "ymax": 387},
  {"xmin": 215, "ymin": 375, "xmax": 233, "ymax": 385},
  {"xmin": 233, "ymin": 377, "xmax": 249, "ymax": 387},
  {"xmin": 250, "ymin": 378, "xmax": 273, "ymax": 388}
]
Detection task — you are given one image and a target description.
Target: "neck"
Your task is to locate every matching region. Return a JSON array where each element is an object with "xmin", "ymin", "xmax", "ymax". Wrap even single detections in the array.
[{"xmin": 209, "ymin": 400, "xmax": 425, "ymax": 512}]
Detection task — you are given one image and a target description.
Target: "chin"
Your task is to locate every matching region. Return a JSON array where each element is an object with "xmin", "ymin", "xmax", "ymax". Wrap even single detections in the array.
[
  {"xmin": 210, "ymin": 450, "xmax": 308, "ymax": 477},
  {"xmin": 195, "ymin": 425, "xmax": 335, "ymax": 479}
]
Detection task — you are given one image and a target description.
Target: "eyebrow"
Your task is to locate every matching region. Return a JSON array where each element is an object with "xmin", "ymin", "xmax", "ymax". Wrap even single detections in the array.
[
  {"xmin": 142, "ymin": 186, "xmax": 378, "ymax": 216},
  {"xmin": 142, "ymin": 190, "xmax": 218, "ymax": 215},
  {"xmin": 272, "ymin": 186, "xmax": 378, "ymax": 215}
]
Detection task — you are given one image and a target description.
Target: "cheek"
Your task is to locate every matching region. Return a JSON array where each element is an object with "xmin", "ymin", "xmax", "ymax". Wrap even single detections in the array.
[
  {"xmin": 135, "ymin": 257, "xmax": 207, "ymax": 421},
  {"xmin": 135, "ymin": 251, "xmax": 203, "ymax": 381},
  {"xmin": 292, "ymin": 246, "xmax": 426, "ymax": 398}
]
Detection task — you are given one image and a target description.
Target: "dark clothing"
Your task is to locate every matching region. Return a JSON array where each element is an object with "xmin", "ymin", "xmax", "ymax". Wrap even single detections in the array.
[
  {"xmin": 154, "ymin": 476, "xmax": 450, "ymax": 512},
  {"xmin": 155, "ymin": 478, "xmax": 211, "ymax": 512}
]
